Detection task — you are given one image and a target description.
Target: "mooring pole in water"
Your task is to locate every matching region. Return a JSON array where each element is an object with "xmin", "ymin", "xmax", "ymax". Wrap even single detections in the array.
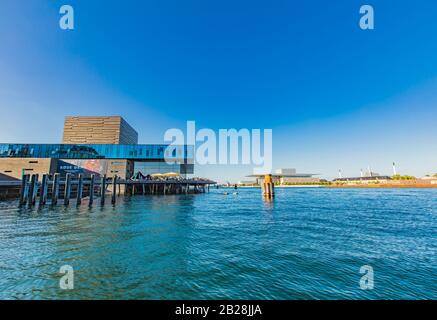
[
  {"xmin": 28, "ymin": 174, "xmax": 39, "ymax": 206},
  {"xmin": 19, "ymin": 174, "xmax": 29, "ymax": 206},
  {"xmin": 89, "ymin": 174, "xmax": 95, "ymax": 206},
  {"xmin": 39, "ymin": 174, "xmax": 48, "ymax": 205},
  {"xmin": 27, "ymin": 174, "xmax": 34, "ymax": 206},
  {"xmin": 43, "ymin": 174, "xmax": 49, "ymax": 204},
  {"xmin": 76, "ymin": 174, "xmax": 83, "ymax": 206},
  {"xmin": 262, "ymin": 174, "xmax": 275, "ymax": 198},
  {"xmin": 52, "ymin": 174, "xmax": 60, "ymax": 205},
  {"xmin": 100, "ymin": 175, "xmax": 106, "ymax": 206},
  {"xmin": 112, "ymin": 175, "xmax": 117, "ymax": 204},
  {"xmin": 64, "ymin": 173, "xmax": 72, "ymax": 206}
]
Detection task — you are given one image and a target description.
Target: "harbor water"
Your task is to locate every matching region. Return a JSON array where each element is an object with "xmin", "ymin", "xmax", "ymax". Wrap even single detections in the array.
[{"xmin": 0, "ymin": 188, "xmax": 436, "ymax": 299}]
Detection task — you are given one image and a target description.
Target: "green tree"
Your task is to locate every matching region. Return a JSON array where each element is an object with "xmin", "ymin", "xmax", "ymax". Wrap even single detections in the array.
[{"xmin": 392, "ymin": 175, "xmax": 416, "ymax": 180}]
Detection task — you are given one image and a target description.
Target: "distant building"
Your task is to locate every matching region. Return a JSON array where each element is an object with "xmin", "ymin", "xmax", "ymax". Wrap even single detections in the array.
[
  {"xmin": 333, "ymin": 176, "xmax": 392, "ymax": 183},
  {"xmin": 248, "ymin": 168, "xmax": 320, "ymax": 185},
  {"xmin": 238, "ymin": 180, "xmax": 257, "ymax": 185}
]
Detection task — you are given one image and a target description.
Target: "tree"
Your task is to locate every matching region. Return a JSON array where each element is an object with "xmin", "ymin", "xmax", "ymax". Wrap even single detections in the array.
[{"xmin": 392, "ymin": 175, "xmax": 416, "ymax": 181}]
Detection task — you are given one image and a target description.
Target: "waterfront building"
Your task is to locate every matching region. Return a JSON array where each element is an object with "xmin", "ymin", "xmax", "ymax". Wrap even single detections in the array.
[
  {"xmin": 333, "ymin": 176, "xmax": 392, "ymax": 184},
  {"xmin": 249, "ymin": 168, "xmax": 320, "ymax": 185},
  {"xmin": 0, "ymin": 116, "xmax": 193, "ymax": 181},
  {"xmin": 238, "ymin": 180, "xmax": 258, "ymax": 186}
]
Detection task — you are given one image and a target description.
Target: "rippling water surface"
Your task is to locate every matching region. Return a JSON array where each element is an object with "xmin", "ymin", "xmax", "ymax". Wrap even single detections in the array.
[{"xmin": 0, "ymin": 188, "xmax": 436, "ymax": 300}]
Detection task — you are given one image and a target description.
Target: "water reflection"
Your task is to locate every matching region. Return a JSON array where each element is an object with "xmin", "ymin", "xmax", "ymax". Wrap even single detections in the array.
[{"xmin": 262, "ymin": 195, "xmax": 275, "ymax": 210}]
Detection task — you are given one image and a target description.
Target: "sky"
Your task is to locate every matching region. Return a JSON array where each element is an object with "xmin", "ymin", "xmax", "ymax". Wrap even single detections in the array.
[{"xmin": 0, "ymin": 0, "xmax": 437, "ymax": 182}]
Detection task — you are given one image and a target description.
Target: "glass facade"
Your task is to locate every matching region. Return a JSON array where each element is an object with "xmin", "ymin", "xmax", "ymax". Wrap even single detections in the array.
[
  {"xmin": 134, "ymin": 162, "xmax": 183, "ymax": 176},
  {"xmin": 0, "ymin": 144, "xmax": 193, "ymax": 162}
]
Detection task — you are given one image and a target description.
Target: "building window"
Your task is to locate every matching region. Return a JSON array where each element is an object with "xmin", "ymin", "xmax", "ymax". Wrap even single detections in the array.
[
  {"xmin": 24, "ymin": 169, "xmax": 34, "ymax": 171},
  {"xmin": 4, "ymin": 170, "xmax": 12, "ymax": 173},
  {"xmin": 29, "ymin": 161, "xmax": 38, "ymax": 164}
]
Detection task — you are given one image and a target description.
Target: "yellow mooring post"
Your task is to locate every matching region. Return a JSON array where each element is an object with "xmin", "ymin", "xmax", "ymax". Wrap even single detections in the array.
[{"xmin": 262, "ymin": 174, "xmax": 275, "ymax": 197}]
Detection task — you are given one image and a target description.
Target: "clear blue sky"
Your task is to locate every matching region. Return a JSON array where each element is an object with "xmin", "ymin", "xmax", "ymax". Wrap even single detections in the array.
[{"xmin": 1, "ymin": 0, "xmax": 437, "ymax": 182}]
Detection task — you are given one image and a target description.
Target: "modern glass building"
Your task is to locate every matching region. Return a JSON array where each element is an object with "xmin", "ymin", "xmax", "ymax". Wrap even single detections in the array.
[{"xmin": 0, "ymin": 117, "xmax": 194, "ymax": 180}]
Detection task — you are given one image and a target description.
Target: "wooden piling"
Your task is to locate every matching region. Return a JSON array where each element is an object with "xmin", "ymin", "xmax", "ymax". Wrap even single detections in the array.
[
  {"xmin": 52, "ymin": 174, "xmax": 60, "ymax": 205},
  {"xmin": 19, "ymin": 174, "xmax": 29, "ymax": 206},
  {"xmin": 262, "ymin": 174, "xmax": 275, "ymax": 198},
  {"xmin": 100, "ymin": 175, "xmax": 106, "ymax": 206},
  {"xmin": 76, "ymin": 174, "xmax": 83, "ymax": 206},
  {"xmin": 28, "ymin": 174, "xmax": 38, "ymax": 206},
  {"xmin": 43, "ymin": 175, "xmax": 49, "ymax": 204},
  {"xmin": 112, "ymin": 175, "xmax": 117, "ymax": 204},
  {"xmin": 89, "ymin": 174, "xmax": 95, "ymax": 206},
  {"xmin": 39, "ymin": 174, "xmax": 48, "ymax": 205},
  {"xmin": 64, "ymin": 173, "xmax": 71, "ymax": 206}
]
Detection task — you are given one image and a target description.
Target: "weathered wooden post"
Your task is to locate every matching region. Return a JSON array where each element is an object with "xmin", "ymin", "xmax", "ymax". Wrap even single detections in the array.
[
  {"xmin": 64, "ymin": 173, "xmax": 72, "ymax": 205},
  {"xmin": 39, "ymin": 174, "xmax": 48, "ymax": 205},
  {"xmin": 64, "ymin": 173, "xmax": 72, "ymax": 206},
  {"xmin": 19, "ymin": 174, "xmax": 29, "ymax": 206},
  {"xmin": 43, "ymin": 174, "xmax": 49, "ymax": 204},
  {"xmin": 27, "ymin": 174, "xmax": 34, "ymax": 206},
  {"xmin": 89, "ymin": 174, "xmax": 95, "ymax": 206},
  {"xmin": 76, "ymin": 174, "xmax": 83, "ymax": 206},
  {"xmin": 52, "ymin": 174, "xmax": 60, "ymax": 205},
  {"xmin": 112, "ymin": 175, "xmax": 117, "ymax": 204},
  {"xmin": 28, "ymin": 174, "xmax": 39, "ymax": 206},
  {"xmin": 100, "ymin": 175, "xmax": 106, "ymax": 206},
  {"xmin": 262, "ymin": 174, "xmax": 275, "ymax": 198}
]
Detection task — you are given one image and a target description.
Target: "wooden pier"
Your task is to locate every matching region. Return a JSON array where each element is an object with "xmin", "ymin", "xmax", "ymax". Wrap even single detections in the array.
[{"xmin": 10, "ymin": 174, "xmax": 216, "ymax": 207}]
